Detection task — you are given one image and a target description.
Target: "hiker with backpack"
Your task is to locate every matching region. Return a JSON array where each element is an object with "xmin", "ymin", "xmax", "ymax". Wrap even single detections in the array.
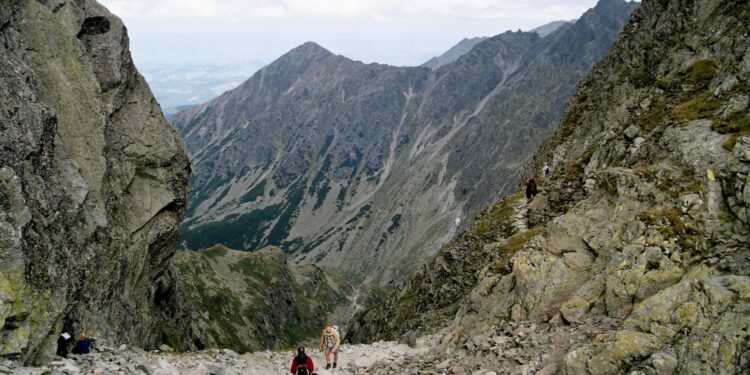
[
  {"xmin": 290, "ymin": 346, "xmax": 316, "ymax": 375},
  {"xmin": 320, "ymin": 324, "xmax": 340, "ymax": 369},
  {"xmin": 526, "ymin": 179, "xmax": 538, "ymax": 203}
]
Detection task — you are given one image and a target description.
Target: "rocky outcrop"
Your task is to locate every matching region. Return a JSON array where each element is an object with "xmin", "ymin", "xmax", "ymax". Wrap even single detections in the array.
[
  {"xmin": 0, "ymin": 0, "xmax": 189, "ymax": 364},
  {"xmin": 173, "ymin": 0, "xmax": 638, "ymax": 285},
  {"xmin": 350, "ymin": 0, "xmax": 750, "ymax": 373},
  {"xmin": 157, "ymin": 246, "xmax": 352, "ymax": 353}
]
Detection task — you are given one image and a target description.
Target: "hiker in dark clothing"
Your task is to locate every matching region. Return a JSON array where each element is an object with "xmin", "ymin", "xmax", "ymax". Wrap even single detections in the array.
[
  {"xmin": 526, "ymin": 179, "xmax": 538, "ymax": 203},
  {"xmin": 56, "ymin": 332, "xmax": 72, "ymax": 358},
  {"xmin": 290, "ymin": 346, "xmax": 316, "ymax": 375},
  {"xmin": 71, "ymin": 333, "xmax": 92, "ymax": 355}
]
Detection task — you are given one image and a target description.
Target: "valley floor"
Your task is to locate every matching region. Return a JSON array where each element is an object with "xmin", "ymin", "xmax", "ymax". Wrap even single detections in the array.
[{"xmin": 8, "ymin": 316, "xmax": 623, "ymax": 375}]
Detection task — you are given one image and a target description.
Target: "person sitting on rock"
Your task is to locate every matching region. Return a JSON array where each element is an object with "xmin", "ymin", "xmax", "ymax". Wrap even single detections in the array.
[
  {"xmin": 320, "ymin": 324, "xmax": 340, "ymax": 369},
  {"xmin": 71, "ymin": 332, "xmax": 92, "ymax": 355},
  {"xmin": 290, "ymin": 346, "xmax": 315, "ymax": 375}
]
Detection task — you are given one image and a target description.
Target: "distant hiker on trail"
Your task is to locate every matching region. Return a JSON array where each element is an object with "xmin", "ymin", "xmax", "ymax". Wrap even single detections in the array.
[
  {"xmin": 526, "ymin": 179, "xmax": 538, "ymax": 203},
  {"xmin": 71, "ymin": 332, "xmax": 92, "ymax": 355},
  {"xmin": 56, "ymin": 332, "xmax": 72, "ymax": 358},
  {"xmin": 290, "ymin": 346, "xmax": 316, "ymax": 375},
  {"xmin": 543, "ymin": 164, "xmax": 551, "ymax": 176},
  {"xmin": 320, "ymin": 324, "xmax": 340, "ymax": 369}
]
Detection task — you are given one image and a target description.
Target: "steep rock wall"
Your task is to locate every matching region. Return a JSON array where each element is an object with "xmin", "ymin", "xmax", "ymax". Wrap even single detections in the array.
[{"xmin": 0, "ymin": 0, "xmax": 189, "ymax": 364}]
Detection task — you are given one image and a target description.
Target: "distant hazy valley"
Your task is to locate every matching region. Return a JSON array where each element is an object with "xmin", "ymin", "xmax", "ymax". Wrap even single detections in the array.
[{"xmin": 137, "ymin": 61, "xmax": 265, "ymax": 115}]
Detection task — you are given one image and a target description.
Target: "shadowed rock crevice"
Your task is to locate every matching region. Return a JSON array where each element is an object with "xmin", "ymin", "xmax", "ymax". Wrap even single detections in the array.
[{"xmin": 77, "ymin": 16, "xmax": 110, "ymax": 38}]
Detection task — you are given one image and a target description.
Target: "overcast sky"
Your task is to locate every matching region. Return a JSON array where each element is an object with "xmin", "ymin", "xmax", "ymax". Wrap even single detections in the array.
[{"xmin": 100, "ymin": 0, "xmax": 600, "ymax": 67}]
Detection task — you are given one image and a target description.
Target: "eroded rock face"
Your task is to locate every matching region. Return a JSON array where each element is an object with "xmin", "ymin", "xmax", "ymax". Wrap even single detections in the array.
[
  {"xmin": 351, "ymin": 0, "xmax": 750, "ymax": 373},
  {"xmin": 0, "ymin": 0, "xmax": 189, "ymax": 364}
]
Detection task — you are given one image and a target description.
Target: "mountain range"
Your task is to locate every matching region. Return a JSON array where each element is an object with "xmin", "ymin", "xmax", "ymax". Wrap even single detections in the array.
[
  {"xmin": 172, "ymin": 0, "xmax": 640, "ymax": 285},
  {"xmin": 3, "ymin": 0, "xmax": 749, "ymax": 371}
]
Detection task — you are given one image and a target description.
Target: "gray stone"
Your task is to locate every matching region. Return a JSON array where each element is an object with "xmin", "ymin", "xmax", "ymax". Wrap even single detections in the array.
[
  {"xmin": 624, "ymin": 125, "xmax": 640, "ymax": 140},
  {"xmin": 651, "ymin": 352, "xmax": 678, "ymax": 375}
]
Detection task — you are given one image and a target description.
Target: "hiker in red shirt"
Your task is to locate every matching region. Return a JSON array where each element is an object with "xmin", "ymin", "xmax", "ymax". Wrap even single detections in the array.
[{"xmin": 291, "ymin": 346, "xmax": 315, "ymax": 375}]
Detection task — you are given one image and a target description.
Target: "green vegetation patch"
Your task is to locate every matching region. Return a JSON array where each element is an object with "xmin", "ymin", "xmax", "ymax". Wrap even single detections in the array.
[
  {"xmin": 267, "ymin": 182, "xmax": 306, "ymax": 249},
  {"xmin": 239, "ymin": 179, "xmax": 267, "ymax": 203},
  {"xmin": 360, "ymin": 284, "xmax": 387, "ymax": 309},
  {"xmin": 713, "ymin": 111, "xmax": 750, "ymax": 150},
  {"xmin": 335, "ymin": 186, "xmax": 348, "ymax": 210},
  {"xmin": 500, "ymin": 227, "xmax": 542, "ymax": 254},
  {"xmin": 639, "ymin": 97, "xmax": 669, "ymax": 131},
  {"xmin": 672, "ymin": 92, "xmax": 722, "ymax": 122},
  {"xmin": 229, "ymin": 253, "xmax": 286, "ymax": 282},
  {"xmin": 473, "ymin": 194, "xmax": 519, "ymax": 239},
  {"xmin": 387, "ymin": 214, "xmax": 403, "ymax": 234},
  {"xmin": 313, "ymin": 180, "xmax": 331, "ymax": 210},
  {"xmin": 180, "ymin": 203, "xmax": 282, "ymax": 250},
  {"xmin": 683, "ymin": 60, "xmax": 717, "ymax": 87},
  {"xmin": 203, "ymin": 246, "xmax": 229, "ymax": 259}
]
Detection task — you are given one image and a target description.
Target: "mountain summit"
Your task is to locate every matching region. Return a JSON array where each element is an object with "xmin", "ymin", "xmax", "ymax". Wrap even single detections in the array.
[{"xmin": 279, "ymin": 41, "xmax": 335, "ymax": 63}]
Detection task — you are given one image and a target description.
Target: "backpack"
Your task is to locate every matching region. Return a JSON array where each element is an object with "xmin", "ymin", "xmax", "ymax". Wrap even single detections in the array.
[{"xmin": 295, "ymin": 355, "xmax": 309, "ymax": 375}]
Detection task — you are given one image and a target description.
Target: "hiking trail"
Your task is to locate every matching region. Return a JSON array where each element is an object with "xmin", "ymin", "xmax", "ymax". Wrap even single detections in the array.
[{"xmin": 511, "ymin": 196, "xmax": 528, "ymax": 233}]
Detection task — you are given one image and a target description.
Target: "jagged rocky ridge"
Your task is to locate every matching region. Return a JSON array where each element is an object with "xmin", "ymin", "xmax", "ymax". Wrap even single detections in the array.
[
  {"xmin": 0, "ymin": 0, "xmax": 189, "ymax": 365},
  {"xmin": 530, "ymin": 20, "xmax": 574, "ymax": 38},
  {"xmin": 173, "ymin": 0, "xmax": 639, "ymax": 284},
  {"xmin": 420, "ymin": 37, "xmax": 489, "ymax": 69},
  {"xmin": 349, "ymin": 0, "xmax": 750, "ymax": 373}
]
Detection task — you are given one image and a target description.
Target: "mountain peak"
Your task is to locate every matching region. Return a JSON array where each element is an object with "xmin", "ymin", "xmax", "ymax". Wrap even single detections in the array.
[{"xmin": 285, "ymin": 41, "xmax": 334, "ymax": 60}]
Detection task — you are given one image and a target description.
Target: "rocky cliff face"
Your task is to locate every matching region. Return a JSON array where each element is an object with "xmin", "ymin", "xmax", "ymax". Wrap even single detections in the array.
[
  {"xmin": 0, "ymin": 0, "xmax": 189, "ymax": 364},
  {"xmin": 173, "ymin": 0, "xmax": 638, "ymax": 285},
  {"xmin": 158, "ymin": 246, "xmax": 352, "ymax": 353},
  {"xmin": 349, "ymin": 0, "xmax": 750, "ymax": 373}
]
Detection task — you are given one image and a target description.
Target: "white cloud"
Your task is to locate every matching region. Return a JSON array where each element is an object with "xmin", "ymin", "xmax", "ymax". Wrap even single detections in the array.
[
  {"xmin": 103, "ymin": 0, "xmax": 288, "ymax": 18},
  {"xmin": 101, "ymin": 0, "xmax": 594, "ymax": 21},
  {"xmin": 103, "ymin": 0, "xmax": 604, "ymax": 68}
]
